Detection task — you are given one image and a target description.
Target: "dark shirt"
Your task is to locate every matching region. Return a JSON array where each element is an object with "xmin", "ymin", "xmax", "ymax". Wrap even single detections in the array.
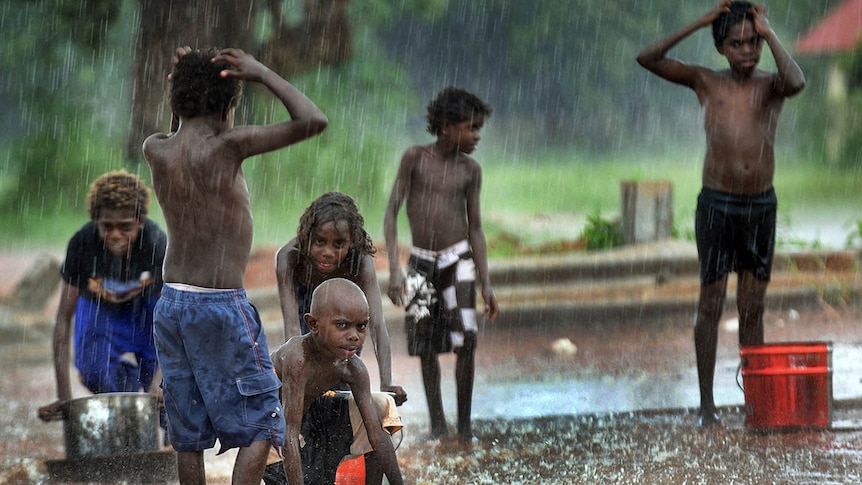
[{"xmin": 61, "ymin": 219, "xmax": 167, "ymax": 307}]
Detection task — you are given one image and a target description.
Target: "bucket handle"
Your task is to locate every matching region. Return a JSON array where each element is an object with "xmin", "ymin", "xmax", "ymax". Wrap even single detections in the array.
[{"xmin": 736, "ymin": 360, "xmax": 744, "ymax": 393}]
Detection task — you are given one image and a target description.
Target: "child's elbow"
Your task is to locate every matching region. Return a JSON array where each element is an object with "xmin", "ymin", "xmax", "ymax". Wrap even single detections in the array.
[
  {"xmin": 783, "ymin": 77, "xmax": 806, "ymax": 97},
  {"xmin": 308, "ymin": 116, "xmax": 328, "ymax": 136},
  {"xmin": 792, "ymin": 77, "xmax": 806, "ymax": 95}
]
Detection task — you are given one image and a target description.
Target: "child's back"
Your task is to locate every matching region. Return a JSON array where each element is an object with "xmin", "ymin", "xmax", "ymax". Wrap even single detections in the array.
[
  {"xmin": 144, "ymin": 47, "xmax": 327, "ymax": 289},
  {"xmin": 142, "ymin": 46, "xmax": 327, "ymax": 485},
  {"xmin": 145, "ymin": 127, "xmax": 255, "ymax": 288}
]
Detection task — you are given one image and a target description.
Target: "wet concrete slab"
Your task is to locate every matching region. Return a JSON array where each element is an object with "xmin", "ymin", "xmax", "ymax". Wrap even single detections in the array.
[{"xmin": 2, "ymin": 243, "xmax": 861, "ymax": 483}]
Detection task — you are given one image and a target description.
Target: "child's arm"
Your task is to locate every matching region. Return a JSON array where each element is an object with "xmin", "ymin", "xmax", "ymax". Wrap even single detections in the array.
[
  {"xmin": 358, "ymin": 256, "xmax": 407, "ymax": 404},
  {"xmin": 212, "ymin": 48, "xmax": 328, "ymax": 158},
  {"xmin": 275, "ymin": 242, "xmax": 303, "ymax": 340},
  {"xmin": 383, "ymin": 149, "xmax": 414, "ymax": 306},
  {"xmin": 352, "ymin": 376, "xmax": 404, "ymax": 485},
  {"xmin": 278, "ymin": 346, "xmax": 307, "ymax": 485},
  {"xmin": 38, "ymin": 282, "xmax": 79, "ymax": 422},
  {"xmin": 751, "ymin": 4, "xmax": 805, "ymax": 97},
  {"xmin": 466, "ymin": 163, "xmax": 498, "ymax": 322},
  {"xmin": 636, "ymin": 0, "xmax": 732, "ymax": 87}
]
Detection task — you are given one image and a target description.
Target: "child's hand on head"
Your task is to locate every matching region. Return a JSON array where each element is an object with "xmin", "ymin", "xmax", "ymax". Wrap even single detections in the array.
[
  {"xmin": 211, "ymin": 48, "xmax": 267, "ymax": 83},
  {"xmin": 750, "ymin": 4, "xmax": 773, "ymax": 37},
  {"xmin": 167, "ymin": 46, "xmax": 192, "ymax": 81},
  {"xmin": 703, "ymin": 0, "xmax": 732, "ymax": 24}
]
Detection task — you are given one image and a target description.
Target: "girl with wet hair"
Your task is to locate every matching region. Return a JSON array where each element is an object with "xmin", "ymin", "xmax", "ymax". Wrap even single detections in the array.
[
  {"xmin": 296, "ymin": 191, "xmax": 376, "ymax": 270},
  {"xmin": 276, "ymin": 192, "xmax": 406, "ymax": 401}
]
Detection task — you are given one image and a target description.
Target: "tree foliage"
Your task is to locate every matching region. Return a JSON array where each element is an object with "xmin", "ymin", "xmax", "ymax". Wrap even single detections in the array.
[{"xmin": 0, "ymin": 0, "xmax": 854, "ymax": 226}]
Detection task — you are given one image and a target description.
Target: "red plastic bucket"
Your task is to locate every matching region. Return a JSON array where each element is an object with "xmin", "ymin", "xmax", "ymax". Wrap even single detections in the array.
[
  {"xmin": 739, "ymin": 341, "xmax": 832, "ymax": 431},
  {"xmin": 334, "ymin": 455, "xmax": 365, "ymax": 485}
]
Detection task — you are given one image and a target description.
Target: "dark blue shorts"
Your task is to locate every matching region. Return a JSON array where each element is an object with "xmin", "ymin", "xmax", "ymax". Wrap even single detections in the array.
[
  {"xmin": 695, "ymin": 188, "xmax": 777, "ymax": 285},
  {"xmin": 154, "ymin": 285, "xmax": 285, "ymax": 453}
]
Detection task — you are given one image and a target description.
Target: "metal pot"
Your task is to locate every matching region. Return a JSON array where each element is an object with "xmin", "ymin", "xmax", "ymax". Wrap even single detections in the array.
[{"xmin": 63, "ymin": 392, "xmax": 160, "ymax": 458}]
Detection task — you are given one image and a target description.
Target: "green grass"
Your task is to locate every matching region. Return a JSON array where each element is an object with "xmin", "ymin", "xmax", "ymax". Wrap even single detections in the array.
[{"xmin": 2, "ymin": 152, "xmax": 860, "ymax": 257}]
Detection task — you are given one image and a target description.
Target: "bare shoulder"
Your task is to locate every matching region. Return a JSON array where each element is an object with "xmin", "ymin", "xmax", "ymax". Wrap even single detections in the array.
[
  {"xmin": 355, "ymin": 253, "xmax": 379, "ymax": 288},
  {"xmin": 141, "ymin": 132, "xmax": 173, "ymax": 162},
  {"xmin": 272, "ymin": 336, "xmax": 304, "ymax": 378},
  {"xmin": 455, "ymin": 153, "xmax": 483, "ymax": 180},
  {"xmin": 275, "ymin": 238, "xmax": 299, "ymax": 270},
  {"xmin": 402, "ymin": 143, "xmax": 437, "ymax": 164},
  {"xmin": 691, "ymin": 65, "xmax": 731, "ymax": 88},
  {"xmin": 344, "ymin": 355, "xmax": 371, "ymax": 385}
]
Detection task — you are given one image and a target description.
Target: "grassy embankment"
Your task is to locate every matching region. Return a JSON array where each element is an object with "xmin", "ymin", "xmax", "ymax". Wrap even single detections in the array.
[{"xmin": 1, "ymin": 151, "xmax": 859, "ymax": 257}]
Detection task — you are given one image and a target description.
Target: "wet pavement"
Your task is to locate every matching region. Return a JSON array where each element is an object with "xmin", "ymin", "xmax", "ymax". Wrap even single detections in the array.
[{"xmin": 2, "ymin": 245, "xmax": 862, "ymax": 483}]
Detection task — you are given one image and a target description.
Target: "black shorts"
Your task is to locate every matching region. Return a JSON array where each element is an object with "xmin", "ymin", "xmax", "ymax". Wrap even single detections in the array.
[{"xmin": 695, "ymin": 187, "xmax": 777, "ymax": 285}]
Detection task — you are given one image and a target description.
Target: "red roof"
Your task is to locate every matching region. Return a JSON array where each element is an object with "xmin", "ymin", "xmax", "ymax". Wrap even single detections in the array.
[{"xmin": 795, "ymin": 0, "xmax": 862, "ymax": 54}]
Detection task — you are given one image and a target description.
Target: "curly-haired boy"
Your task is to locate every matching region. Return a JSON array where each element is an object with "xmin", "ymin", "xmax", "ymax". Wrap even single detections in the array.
[
  {"xmin": 384, "ymin": 86, "xmax": 499, "ymax": 442},
  {"xmin": 38, "ymin": 170, "xmax": 166, "ymax": 423}
]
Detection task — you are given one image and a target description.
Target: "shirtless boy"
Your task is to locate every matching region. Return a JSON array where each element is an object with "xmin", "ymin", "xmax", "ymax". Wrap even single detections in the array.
[
  {"xmin": 271, "ymin": 278, "xmax": 403, "ymax": 485},
  {"xmin": 384, "ymin": 87, "xmax": 499, "ymax": 441},
  {"xmin": 637, "ymin": 1, "xmax": 805, "ymax": 427},
  {"xmin": 142, "ymin": 47, "xmax": 327, "ymax": 483}
]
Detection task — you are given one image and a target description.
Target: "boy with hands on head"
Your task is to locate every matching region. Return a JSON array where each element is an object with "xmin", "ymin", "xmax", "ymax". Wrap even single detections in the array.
[
  {"xmin": 637, "ymin": 1, "xmax": 804, "ymax": 427},
  {"xmin": 143, "ymin": 46, "xmax": 327, "ymax": 484}
]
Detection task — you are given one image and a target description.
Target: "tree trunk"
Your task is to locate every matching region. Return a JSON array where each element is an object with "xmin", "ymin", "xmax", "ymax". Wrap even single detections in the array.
[
  {"xmin": 127, "ymin": 0, "xmax": 257, "ymax": 160},
  {"xmin": 126, "ymin": 0, "xmax": 352, "ymax": 161}
]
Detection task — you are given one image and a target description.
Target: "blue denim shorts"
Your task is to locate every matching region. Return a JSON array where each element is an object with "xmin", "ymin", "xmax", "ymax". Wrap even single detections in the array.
[{"xmin": 154, "ymin": 284, "xmax": 285, "ymax": 453}]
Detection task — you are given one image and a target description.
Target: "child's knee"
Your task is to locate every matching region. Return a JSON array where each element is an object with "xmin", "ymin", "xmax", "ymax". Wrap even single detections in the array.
[{"xmin": 456, "ymin": 331, "xmax": 477, "ymax": 353}]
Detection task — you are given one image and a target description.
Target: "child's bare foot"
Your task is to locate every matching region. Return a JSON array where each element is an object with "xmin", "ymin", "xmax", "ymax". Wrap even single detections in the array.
[
  {"xmin": 428, "ymin": 425, "xmax": 448, "ymax": 440},
  {"xmin": 697, "ymin": 410, "xmax": 723, "ymax": 428},
  {"xmin": 457, "ymin": 433, "xmax": 479, "ymax": 447}
]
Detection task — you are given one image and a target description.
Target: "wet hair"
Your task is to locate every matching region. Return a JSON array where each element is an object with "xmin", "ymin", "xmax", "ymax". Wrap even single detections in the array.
[
  {"xmin": 296, "ymin": 191, "xmax": 376, "ymax": 260},
  {"xmin": 712, "ymin": 1, "xmax": 754, "ymax": 46},
  {"xmin": 425, "ymin": 87, "xmax": 492, "ymax": 136},
  {"xmin": 86, "ymin": 170, "xmax": 150, "ymax": 221},
  {"xmin": 169, "ymin": 48, "xmax": 242, "ymax": 118}
]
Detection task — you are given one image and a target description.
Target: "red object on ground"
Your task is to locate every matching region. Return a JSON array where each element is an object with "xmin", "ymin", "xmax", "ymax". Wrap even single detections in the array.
[
  {"xmin": 335, "ymin": 455, "xmax": 365, "ymax": 485},
  {"xmin": 796, "ymin": 0, "xmax": 862, "ymax": 55},
  {"xmin": 740, "ymin": 342, "xmax": 833, "ymax": 431}
]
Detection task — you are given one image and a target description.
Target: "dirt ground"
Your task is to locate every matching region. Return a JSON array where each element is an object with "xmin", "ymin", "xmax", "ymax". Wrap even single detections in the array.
[{"xmin": 2, "ymin": 247, "xmax": 862, "ymax": 484}]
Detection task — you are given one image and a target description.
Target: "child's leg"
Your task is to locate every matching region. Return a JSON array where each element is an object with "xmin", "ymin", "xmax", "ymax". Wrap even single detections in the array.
[
  {"xmin": 694, "ymin": 276, "xmax": 728, "ymax": 425},
  {"xmin": 364, "ymin": 452, "xmax": 383, "ymax": 485},
  {"xmin": 232, "ymin": 439, "xmax": 271, "ymax": 485},
  {"xmin": 454, "ymin": 332, "xmax": 477, "ymax": 439},
  {"xmin": 176, "ymin": 450, "xmax": 206, "ymax": 485},
  {"xmin": 419, "ymin": 352, "xmax": 447, "ymax": 437},
  {"xmin": 736, "ymin": 271, "xmax": 767, "ymax": 347}
]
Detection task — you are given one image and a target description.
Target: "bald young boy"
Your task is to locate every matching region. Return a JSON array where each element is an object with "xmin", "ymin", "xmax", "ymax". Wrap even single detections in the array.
[
  {"xmin": 637, "ymin": 0, "xmax": 805, "ymax": 427},
  {"xmin": 272, "ymin": 278, "xmax": 403, "ymax": 485}
]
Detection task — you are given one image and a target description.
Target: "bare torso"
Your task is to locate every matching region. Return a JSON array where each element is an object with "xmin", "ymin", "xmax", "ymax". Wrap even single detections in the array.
[
  {"xmin": 403, "ymin": 145, "xmax": 478, "ymax": 251},
  {"xmin": 143, "ymin": 122, "xmax": 252, "ymax": 288},
  {"xmin": 698, "ymin": 69, "xmax": 784, "ymax": 195}
]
